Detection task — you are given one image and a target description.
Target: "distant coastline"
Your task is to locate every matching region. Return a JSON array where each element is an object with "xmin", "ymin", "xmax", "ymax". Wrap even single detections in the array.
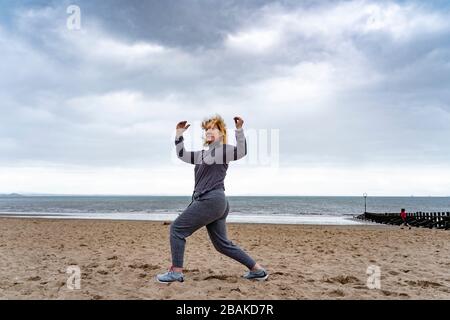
[{"xmin": 0, "ymin": 193, "xmax": 24, "ymax": 197}]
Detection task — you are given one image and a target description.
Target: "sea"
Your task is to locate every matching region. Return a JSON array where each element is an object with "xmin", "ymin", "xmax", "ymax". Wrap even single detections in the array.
[{"xmin": 1, "ymin": 195, "xmax": 449, "ymax": 225}]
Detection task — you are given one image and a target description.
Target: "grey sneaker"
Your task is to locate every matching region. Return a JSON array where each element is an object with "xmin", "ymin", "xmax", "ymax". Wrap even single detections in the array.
[
  {"xmin": 156, "ymin": 267, "xmax": 184, "ymax": 284},
  {"xmin": 243, "ymin": 268, "xmax": 269, "ymax": 281}
]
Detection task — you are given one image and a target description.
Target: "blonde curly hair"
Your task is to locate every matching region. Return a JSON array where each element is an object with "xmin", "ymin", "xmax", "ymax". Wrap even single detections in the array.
[{"xmin": 201, "ymin": 114, "xmax": 227, "ymax": 146}]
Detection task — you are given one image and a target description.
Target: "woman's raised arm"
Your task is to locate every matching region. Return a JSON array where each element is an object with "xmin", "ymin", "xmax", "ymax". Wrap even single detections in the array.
[
  {"xmin": 223, "ymin": 116, "xmax": 247, "ymax": 163},
  {"xmin": 175, "ymin": 121, "xmax": 202, "ymax": 164}
]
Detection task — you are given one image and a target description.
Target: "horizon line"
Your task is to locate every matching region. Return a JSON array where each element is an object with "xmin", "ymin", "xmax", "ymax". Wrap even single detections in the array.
[{"xmin": 1, "ymin": 193, "xmax": 449, "ymax": 197}]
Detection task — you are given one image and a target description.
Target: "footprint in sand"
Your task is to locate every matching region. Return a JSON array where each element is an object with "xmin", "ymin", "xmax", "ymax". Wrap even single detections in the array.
[
  {"xmin": 203, "ymin": 274, "xmax": 236, "ymax": 281},
  {"xmin": 97, "ymin": 269, "xmax": 109, "ymax": 275},
  {"xmin": 323, "ymin": 275, "xmax": 360, "ymax": 285},
  {"xmin": 128, "ymin": 263, "xmax": 160, "ymax": 272},
  {"xmin": 203, "ymin": 274, "xmax": 242, "ymax": 284},
  {"xmin": 388, "ymin": 270, "xmax": 400, "ymax": 276},
  {"xmin": 329, "ymin": 289, "xmax": 345, "ymax": 297},
  {"xmin": 406, "ymin": 280, "xmax": 443, "ymax": 288}
]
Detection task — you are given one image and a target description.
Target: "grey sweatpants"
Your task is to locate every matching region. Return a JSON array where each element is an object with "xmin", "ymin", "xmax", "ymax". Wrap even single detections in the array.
[{"xmin": 170, "ymin": 188, "xmax": 256, "ymax": 269}]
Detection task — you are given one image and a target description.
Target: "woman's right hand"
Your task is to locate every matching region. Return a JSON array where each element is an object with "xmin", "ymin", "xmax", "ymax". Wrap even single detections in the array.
[{"xmin": 176, "ymin": 120, "xmax": 190, "ymax": 137}]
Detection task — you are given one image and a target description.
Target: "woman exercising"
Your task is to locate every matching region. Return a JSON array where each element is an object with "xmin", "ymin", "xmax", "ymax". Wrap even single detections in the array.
[{"xmin": 156, "ymin": 114, "xmax": 268, "ymax": 283}]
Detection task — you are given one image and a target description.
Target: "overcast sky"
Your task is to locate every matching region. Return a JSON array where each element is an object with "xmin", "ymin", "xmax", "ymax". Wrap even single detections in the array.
[{"xmin": 1, "ymin": 0, "xmax": 450, "ymax": 196}]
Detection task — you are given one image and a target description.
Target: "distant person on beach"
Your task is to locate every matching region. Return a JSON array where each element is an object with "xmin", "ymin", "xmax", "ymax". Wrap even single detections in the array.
[
  {"xmin": 400, "ymin": 208, "xmax": 411, "ymax": 230},
  {"xmin": 156, "ymin": 114, "xmax": 268, "ymax": 283}
]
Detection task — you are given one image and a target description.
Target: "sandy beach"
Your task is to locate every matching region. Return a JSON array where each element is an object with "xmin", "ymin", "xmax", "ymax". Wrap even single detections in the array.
[{"xmin": 0, "ymin": 217, "xmax": 449, "ymax": 300}]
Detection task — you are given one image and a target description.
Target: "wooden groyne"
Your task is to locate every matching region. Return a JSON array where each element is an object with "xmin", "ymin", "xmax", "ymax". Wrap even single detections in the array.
[{"xmin": 356, "ymin": 211, "xmax": 450, "ymax": 230}]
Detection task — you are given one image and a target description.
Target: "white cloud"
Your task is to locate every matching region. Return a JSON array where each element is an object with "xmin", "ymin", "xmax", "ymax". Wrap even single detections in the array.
[
  {"xmin": 272, "ymin": 1, "xmax": 448, "ymax": 40},
  {"xmin": 65, "ymin": 90, "xmax": 168, "ymax": 124},
  {"xmin": 225, "ymin": 28, "xmax": 282, "ymax": 54},
  {"xmin": 360, "ymin": 2, "xmax": 450, "ymax": 40},
  {"xmin": 61, "ymin": 29, "xmax": 201, "ymax": 75}
]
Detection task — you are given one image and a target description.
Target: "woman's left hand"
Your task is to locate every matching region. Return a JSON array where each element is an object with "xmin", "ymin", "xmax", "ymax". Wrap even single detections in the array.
[{"xmin": 234, "ymin": 116, "xmax": 244, "ymax": 129}]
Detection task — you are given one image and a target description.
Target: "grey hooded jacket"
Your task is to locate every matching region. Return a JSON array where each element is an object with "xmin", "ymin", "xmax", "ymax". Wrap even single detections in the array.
[{"xmin": 175, "ymin": 128, "xmax": 247, "ymax": 196}]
